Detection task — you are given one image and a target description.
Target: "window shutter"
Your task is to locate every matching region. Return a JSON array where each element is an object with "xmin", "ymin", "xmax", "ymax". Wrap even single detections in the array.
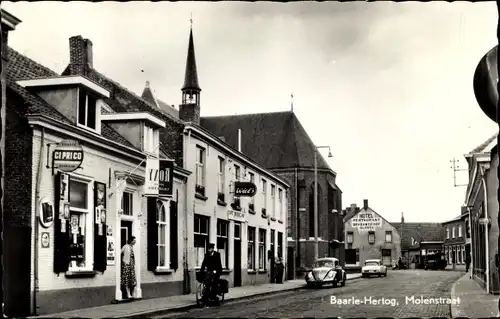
[
  {"xmin": 147, "ymin": 197, "xmax": 158, "ymax": 271},
  {"xmin": 93, "ymin": 182, "xmax": 107, "ymax": 273},
  {"xmin": 170, "ymin": 201, "xmax": 178, "ymax": 270},
  {"xmin": 54, "ymin": 172, "xmax": 70, "ymax": 274}
]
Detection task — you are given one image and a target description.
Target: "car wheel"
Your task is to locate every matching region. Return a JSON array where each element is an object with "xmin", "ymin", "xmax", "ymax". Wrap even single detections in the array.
[
  {"xmin": 341, "ymin": 275, "xmax": 346, "ymax": 286},
  {"xmin": 384, "ymin": 271, "xmax": 387, "ymax": 277},
  {"xmin": 332, "ymin": 280, "xmax": 338, "ymax": 288}
]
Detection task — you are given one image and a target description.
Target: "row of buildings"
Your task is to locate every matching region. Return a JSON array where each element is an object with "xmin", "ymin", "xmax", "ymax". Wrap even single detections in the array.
[{"xmin": 1, "ymin": 10, "xmax": 345, "ymax": 317}]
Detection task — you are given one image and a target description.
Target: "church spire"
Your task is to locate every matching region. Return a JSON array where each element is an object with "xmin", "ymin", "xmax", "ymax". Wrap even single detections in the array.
[{"xmin": 182, "ymin": 20, "xmax": 201, "ymax": 105}]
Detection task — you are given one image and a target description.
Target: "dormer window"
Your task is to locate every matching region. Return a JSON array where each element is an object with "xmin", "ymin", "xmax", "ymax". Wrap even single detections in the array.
[
  {"xmin": 78, "ymin": 89, "xmax": 98, "ymax": 131},
  {"xmin": 144, "ymin": 124, "xmax": 159, "ymax": 155}
]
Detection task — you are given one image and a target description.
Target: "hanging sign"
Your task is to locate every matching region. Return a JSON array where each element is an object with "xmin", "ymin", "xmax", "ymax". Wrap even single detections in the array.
[
  {"xmin": 53, "ymin": 139, "xmax": 84, "ymax": 172},
  {"xmin": 234, "ymin": 181, "xmax": 257, "ymax": 197},
  {"xmin": 350, "ymin": 212, "xmax": 382, "ymax": 231},
  {"xmin": 39, "ymin": 197, "xmax": 54, "ymax": 228},
  {"xmin": 145, "ymin": 158, "xmax": 174, "ymax": 197},
  {"xmin": 107, "ymin": 236, "xmax": 115, "ymax": 265}
]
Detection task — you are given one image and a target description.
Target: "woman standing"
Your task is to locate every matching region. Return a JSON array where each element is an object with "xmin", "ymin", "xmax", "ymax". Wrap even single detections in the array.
[
  {"xmin": 121, "ymin": 236, "xmax": 137, "ymax": 299},
  {"xmin": 274, "ymin": 256, "xmax": 284, "ymax": 284}
]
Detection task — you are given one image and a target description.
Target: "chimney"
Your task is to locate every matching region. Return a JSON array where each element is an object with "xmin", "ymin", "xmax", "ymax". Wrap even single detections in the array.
[
  {"xmin": 238, "ymin": 129, "xmax": 242, "ymax": 152},
  {"xmin": 350, "ymin": 203, "xmax": 357, "ymax": 209},
  {"xmin": 363, "ymin": 199, "xmax": 368, "ymax": 209},
  {"xmin": 69, "ymin": 35, "xmax": 93, "ymax": 75}
]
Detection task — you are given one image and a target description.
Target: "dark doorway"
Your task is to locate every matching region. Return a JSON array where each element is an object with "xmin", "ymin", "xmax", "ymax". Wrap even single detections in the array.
[
  {"xmin": 270, "ymin": 230, "xmax": 275, "ymax": 283},
  {"xmin": 345, "ymin": 249, "xmax": 357, "ymax": 264},
  {"xmin": 120, "ymin": 220, "xmax": 133, "ymax": 299},
  {"xmin": 233, "ymin": 222, "xmax": 242, "ymax": 287},
  {"xmin": 287, "ymin": 247, "xmax": 294, "ymax": 280}
]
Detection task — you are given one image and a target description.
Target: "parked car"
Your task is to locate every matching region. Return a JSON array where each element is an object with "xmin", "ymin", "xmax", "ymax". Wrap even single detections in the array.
[
  {"xmin": 361, "ymin": 259, "xmax": 387, "ymax": 277},
  {"xmin": 305, "ymin": 257, "xmax": 347, "ymax": 288},
  {"xmin": 424, "ymin": 252, "xmax": 447, "ymax": 270}
]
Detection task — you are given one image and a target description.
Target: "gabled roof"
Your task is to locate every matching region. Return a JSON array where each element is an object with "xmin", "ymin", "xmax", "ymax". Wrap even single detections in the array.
[
  {"xmin": 469, "ymin": 133, "xmax": 497, "ymax": 154},
  {"xmin": 6, "ymin": 47, "xmax": 135, "ymax": 149},
  {"xmin": 390, "ymin": 222, "xmax": 444, "ymax": 249},
  {"xmin": 200, "ymin": 111, "xmax": 332, "ymax": 171},
  {"xmin": 442, "ymin": 212, "xmax": 468, "ymax": 225},
  {"xmin": 141, "ymin": 81, "xmax": 179, "ymax": 118}
]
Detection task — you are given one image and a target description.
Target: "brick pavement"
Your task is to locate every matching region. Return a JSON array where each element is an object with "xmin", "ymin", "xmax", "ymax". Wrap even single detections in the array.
[
  {"xmin": 451, "ymin": 273, "xmax": 499, "ymax": 318},
  {"xmin": 32, "ymin": 274, "xmax": 361, "ymax": 318}
]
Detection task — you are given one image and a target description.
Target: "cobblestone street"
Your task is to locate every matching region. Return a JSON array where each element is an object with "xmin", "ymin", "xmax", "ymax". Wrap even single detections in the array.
[{"xmin": 156, "ymin": 271, "xmax": 462, "ymax": 318}]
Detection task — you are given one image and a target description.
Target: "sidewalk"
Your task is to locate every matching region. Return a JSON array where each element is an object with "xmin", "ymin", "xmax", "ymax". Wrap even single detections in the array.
[
  {"xmin": 34, "ymin": 274, "xmax": 362, "ymax": 318},
  {"xmin": 451, "ymin": 273, "xmax": 499, "ymax": 318}
]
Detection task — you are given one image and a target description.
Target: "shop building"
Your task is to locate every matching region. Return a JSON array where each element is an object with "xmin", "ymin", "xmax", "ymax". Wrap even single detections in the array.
[
  {"xmin": 392, "ymin": 215, "xmax": 444, "ymax": 269},
  {"xmin": 343, "ymin": 199, "xmax": 401, "ymax": 267},
  {"xmin": 4, "ymin": 38, "xmax": 192, "ymax": 315},
  {"xmin": 442, "ymin": 208, "xmax": 469, "ymax": 268},
  {"xmin": 464, "ymin": 133, "xmax": 499, "ymax": 294}
]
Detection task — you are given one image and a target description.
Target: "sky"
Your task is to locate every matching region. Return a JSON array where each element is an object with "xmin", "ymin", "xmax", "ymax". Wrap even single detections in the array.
[{"xmin": 3, "ymin": 1, "xmax": 499, "ymax": 223}]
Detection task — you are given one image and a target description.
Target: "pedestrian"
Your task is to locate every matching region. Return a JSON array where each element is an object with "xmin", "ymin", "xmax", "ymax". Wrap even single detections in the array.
[
  {"xmin": 200, "ymin": 243, "xmax": 223, "ymax": 305},
  {"xmin": 465, "ymin": 253, "xmax": 471, "ymax": 273},
  {"xmin": 398, "ymin": 257, "xmax": 404, "ymax": 270},
  {"xmin": 121, "ymin": 236, "xmax": 137, "ymax": 299},
  {"xmin": 275, "ymin": 256, "xmax": 284, "ymax": 284}
]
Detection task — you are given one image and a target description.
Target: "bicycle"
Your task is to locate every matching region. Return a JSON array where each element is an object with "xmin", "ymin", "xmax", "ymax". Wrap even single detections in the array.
[{"xmin": 195, "ymin": 270, "xmax": 226, "ymax": 307}]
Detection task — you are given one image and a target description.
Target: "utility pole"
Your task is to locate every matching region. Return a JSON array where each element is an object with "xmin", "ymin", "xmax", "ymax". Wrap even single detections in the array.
[{"xmin": 450, "ymin": 158, "xmax": 468, "ymax": 187}]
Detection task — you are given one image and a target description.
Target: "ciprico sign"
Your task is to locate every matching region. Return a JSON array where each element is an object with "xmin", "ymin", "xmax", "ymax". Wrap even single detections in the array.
[{"xmin": 53, "ymin": 140, "xmax": 84, "ymax": 172}]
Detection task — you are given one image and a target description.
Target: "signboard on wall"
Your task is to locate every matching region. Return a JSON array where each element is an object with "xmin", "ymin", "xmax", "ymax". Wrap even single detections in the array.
[
  {"xmin": 53, "ymin": 140, "xmax": 84, "ymax": 172},
  {"xmin": 228, "ymin": 210, "xmax": 246, "ymax": 223},
  {"xmin": 350, "ymin": 212, "xmax": 382, "ymax": 231},
  {"xmin": 144, "ymin": 158, "xmax": 174, "ymax": 197}
]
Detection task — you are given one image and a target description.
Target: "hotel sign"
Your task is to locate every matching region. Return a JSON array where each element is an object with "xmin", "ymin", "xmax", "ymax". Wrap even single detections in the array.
[
  {"xmin": 234, "ymin": 181, "xmax": 257, "ymax": 197},
  {"xmin": 53, "ymin": 140, "xmax": 84, "ymax": 172},
  {"xmin": 145, "ymin": 159, "xmax": 174, "ymax": 197},
  {"xmin": 350, "ymin": 212, "xmax": 382, "ymax": 231},
  {"xmin": 228, "ymin": 210, "xmax": 246, "ymax": 223}
]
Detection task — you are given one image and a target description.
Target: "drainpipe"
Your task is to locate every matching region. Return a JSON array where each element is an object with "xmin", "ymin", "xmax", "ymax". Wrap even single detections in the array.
[
  {"xmin": 480, "ymin": 165, "xmax": 490, "ymax": 293},
  {"xmin": 33, "ymin": 127, "xmax": 45, "ymax": 315},
  {"xmin": 183, "ymin": 129, "xmax": 191, "ymax": 294}
]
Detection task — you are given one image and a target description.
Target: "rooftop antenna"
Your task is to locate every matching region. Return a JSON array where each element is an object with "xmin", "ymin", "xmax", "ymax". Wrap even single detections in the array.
[
  {"xmin": 450, "ymin": 158, "xmax": 468, "ymax": 187},
  {"xmin": 291, "ymin": 93, "xmax": 294, "ymax": 112}
]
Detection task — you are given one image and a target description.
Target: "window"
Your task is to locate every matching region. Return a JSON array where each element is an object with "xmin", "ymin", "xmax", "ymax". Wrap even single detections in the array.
[
  {"xmin": 258, "ymin": 229, "xmax": 266, "ymax": 270},
  {"xmin": 461, "ymin": 246, "xmax": 465, "ymax": 264},
  {"xmin": 194, "ymin": 215, "xmax": 209, "ymax": 267},
  {"xmin": 195, "ymin": 146, "xmax": 205, "ymax": 187},
  {"xmin": 446, "ymin": 228, "xmax": 450, "ymax": 239},
  {"xmin": 448, "ymin": 246, "xmax": 452, "ymax": 262},
  {"xmin": 122, "ymin": 191, "xmax": 133, "ymax": 216},
  {"xmin": 248, "ymin": 227, "xmax": 256, "ymax": 270},
  {"xmin": 68, "ymin": 177, "xmax": 93, "ymax": 271},
  {"xmin": 234, "ymin": 165, "xmax": 240, "ymax": 181},
  {"xmin": 452, "ymin": 227, "xmax": 456, "ymax": 238},
  {"xmin": 270, "ymin": 230, "xmax": 275, "ymax": 259},
  {"xmin": 445, "ymin": 247, "xmax": 448, "ymax": 262},
  {"xmin": 458, "ymin": 225, "xmax": 462, "ymax": 237},
  {"xmin": 385, "ymin": 231, "xmax": 392, "ymax": 243},
  {"xmin": 277, "ymin": 232, "xmax": 283, "ymax": 258},
  {"xmin": 217, "ymin": 219, "xmax": 229, "ymax": 269},
  {"xmin": 78, "ymin": 90, "xmax": 97, "ymax": 130},
  {"xmin": 368, "ymin": 232, "xmax": 375, "ymax": 244},
  {"xmin": 249, "ymin": 172, "xmax": 255, "ymax": 204},
  {"xmin": 261, "ymin": 179, "xmax": 267, "ymax": 209},
  {"xmin": 218, "ymin": 157, "xmax": 225, "ymax": 194},
  {"xmin": 271, "ymin": 185, "xmax": 276, "ymax": 217},
  {"xmin": 278, "ymin": 189, "xmax": 283, "ymax": 220},
  {"xmin": 157, "ymin": 200, "xmax": 170, "ymax": 268},
  {"xmin": 347, "ymin": 232, "xmax": 353, "ymax": 244},
  {"xmin": 143, "ymin": 125, "xmax": 159, "ymax": 155},
  {"xmin": 234, "ymin": 223, "xmax": 241, "ymax": 240}
]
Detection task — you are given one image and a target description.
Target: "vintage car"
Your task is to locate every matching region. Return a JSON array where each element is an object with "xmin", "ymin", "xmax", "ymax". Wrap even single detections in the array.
[
  {"xmin": 361, "ymin": 259, "xmax": 387, "ymax": 277},
  {"xmin": 305, "ymin": 257, "xmax": 347, "ymax": 288},
  {"xmin": 423, "ymin": 252, "xmax": 447, "ymax": 270}
]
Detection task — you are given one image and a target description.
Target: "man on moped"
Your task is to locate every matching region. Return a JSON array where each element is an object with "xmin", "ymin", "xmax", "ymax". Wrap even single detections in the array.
[{"xmin": 200, "ymin": 243, "xmax": 223, "ymax": 305}]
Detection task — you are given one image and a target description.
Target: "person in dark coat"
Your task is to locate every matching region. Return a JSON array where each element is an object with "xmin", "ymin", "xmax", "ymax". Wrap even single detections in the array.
[
  {"xmin": 274, "ymin": 256, "xmax": 284, "ymax": 283},
  {"xmin": 200, "ymin": 243, "xmax": 223, "ymax": 304},
  {"xmin": 465, "ymin": 253, "xmax": 471, "ymax": 273}
]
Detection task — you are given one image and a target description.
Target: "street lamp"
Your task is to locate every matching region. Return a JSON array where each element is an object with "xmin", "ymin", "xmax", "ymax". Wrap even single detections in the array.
[{"xmin": 314, "ymin": 145, "xmax": 333, "ymax": 261}]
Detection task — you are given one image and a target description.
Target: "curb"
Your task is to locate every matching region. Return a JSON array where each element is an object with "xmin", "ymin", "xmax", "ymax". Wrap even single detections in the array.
[
  {"xmin": 450, "ymin": 273, "xmax": 468, "ymax": 318},
  {"xmin": 121, "ymin": 276, "xmax": 363, "ymax": 318}
]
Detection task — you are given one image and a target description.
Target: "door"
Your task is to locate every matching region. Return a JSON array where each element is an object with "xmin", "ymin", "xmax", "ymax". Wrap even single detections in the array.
[
  {"xmin": 287, "ymin": 247, "xmax": 294, "ymax": 280},
  {"xmin": 382, "ymin": 249, "xmax": 391, "ymax": 266},
  {"xmin": 120, "ymin": 220, "xmax": 133, "ymax": 299},
  {"xmin": 233, "ymin": 223, "xmax": 242, "ymax": 287},
  {"xmin": 270, "ymin": 230, "xmax": 275, "ymax": 283}
]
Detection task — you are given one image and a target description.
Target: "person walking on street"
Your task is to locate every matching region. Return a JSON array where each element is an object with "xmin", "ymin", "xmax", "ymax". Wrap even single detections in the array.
[
  {"xmin": 274, "ymin": 256, "xmax": 284, "ymax": 283},
  {"xmin": 465, "ymin": 253, "xmax": 471, "ymax": 273},
  {"xmin": 121, "ymin": 236, "xmax": 137, "ymax": 299},
  {"xmin": 200, "ymin": 243, "xmax": 223, "ymax": 305}
]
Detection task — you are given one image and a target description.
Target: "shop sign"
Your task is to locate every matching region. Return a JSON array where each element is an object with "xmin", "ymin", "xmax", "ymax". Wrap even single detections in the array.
[
  {"xmin": 39, "ymin": 197, "xmax": 54, "ymax": 228},
  {"xmin": 350, "ymin": 212, "xmax": 382, "ymax": 231},
  {"xmin": 41, "ymin": 232, "xmax": 50, "ymax": 248},
  {"xmin": 53, "ymin": 140, "xmax": 84, "ymax": 172},
  {"xmin": 234, "ymin": 181, "xmax": 257, "ymax": 197},
  {"xmin": 228, "ymin": 209, "xmax": 246, "ymax": 222},
  {"xmin": 144, "ymin": 158, "xmax": 174, "ymax": 197}
]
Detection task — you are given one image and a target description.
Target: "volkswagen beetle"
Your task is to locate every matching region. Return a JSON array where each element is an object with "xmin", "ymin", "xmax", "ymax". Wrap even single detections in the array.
[
  {"xmin": 305, "ymin": 257, "xmax": 346, "ymax": 288},
  {"xmin": 361, "ymin": 259, "xmax": 387, "ymax": 277}
]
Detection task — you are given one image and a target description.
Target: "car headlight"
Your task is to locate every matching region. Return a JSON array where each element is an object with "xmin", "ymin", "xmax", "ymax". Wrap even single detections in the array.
[
  {"xmin": 306, "ymin": 272, "xmax": 313, "ymax": 280},
  {"xmin": 326, "ymin": 271, "xmax": 335, "ymax": 279}
]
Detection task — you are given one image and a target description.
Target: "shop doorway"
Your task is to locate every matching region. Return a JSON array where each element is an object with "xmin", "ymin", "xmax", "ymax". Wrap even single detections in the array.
[
  {"xmin": 233, "ymin": 223, "xmax": 242, "ymax": 287},
  {"xmin": 287, "ymin": 247, "xmax": 294, "ymax": 280},
  {"xmin": 120, "ymin": 220, "xmax": 133, "ymax": 299}
]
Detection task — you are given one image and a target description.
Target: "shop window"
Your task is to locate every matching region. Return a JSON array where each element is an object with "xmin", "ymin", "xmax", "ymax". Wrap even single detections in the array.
[
  {"xmin": 156, "ymin": 200, "xmax": 170, "ymax": 269},
  {"xmin": 248, "ymin": 226, "xmax": 256, "ymax": 270},
  {"xmin": 68, "ymin": 177, "xmax": 93, "ymax": 271},
  {"xmin": 77, "ymin": 89, "xmax": 98, "ymax": 132},
  {"xmin": 347, "ymin": 232, "xmax": 353, "ymax": 244},
  {"xmin": 217, "ymin": 219, "xmax": 229, "ymax": 269},
  {"xmin": 194, "ymin": 214, "xmax": 209, "ymax": 267},
  {"xmin": 385, "ymin": 231, "xmax": 392, "ymax": 243},
  {"xmin": 368, "ymin": 232, "xmax": 375, "ymax": 244},
  {"xmin": 258, "ymin": 229, "xmax": 266, "ymax": 270},
  {"xmin": 122, "ymin": 191, "xmax": 133, "ymax": 216}
]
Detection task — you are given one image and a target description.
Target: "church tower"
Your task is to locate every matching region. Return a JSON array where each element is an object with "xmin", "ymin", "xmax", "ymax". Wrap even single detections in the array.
[{"xmin": 179, "ymin": 23, "xmax": 201, "ymax": 124}]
